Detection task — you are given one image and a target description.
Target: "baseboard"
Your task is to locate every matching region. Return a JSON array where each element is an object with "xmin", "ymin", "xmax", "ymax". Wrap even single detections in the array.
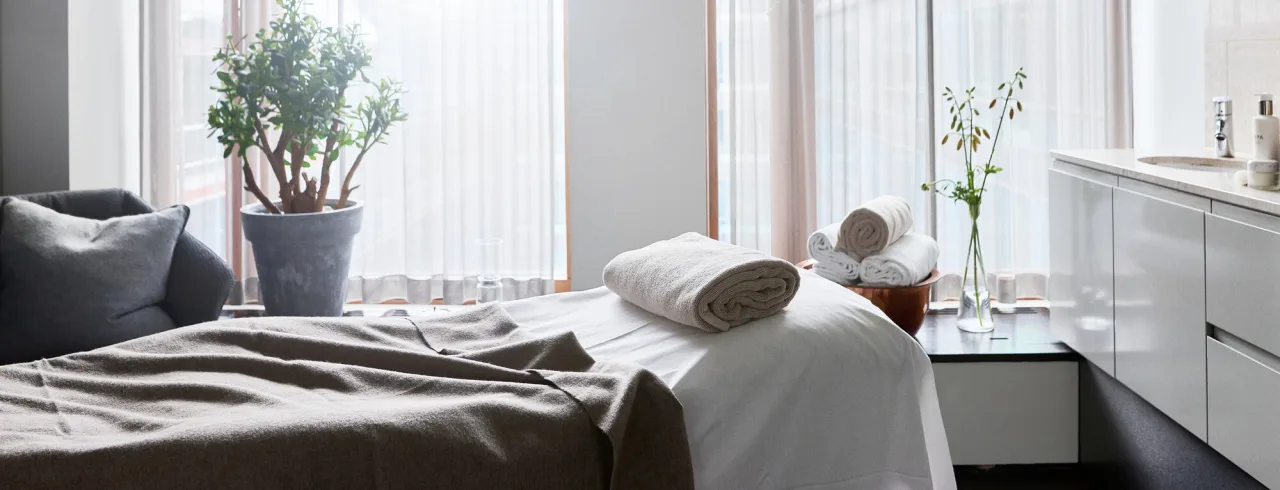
[{"xmin": 953, "ymin": 464, "xmax": 1087, "ymax": 488}]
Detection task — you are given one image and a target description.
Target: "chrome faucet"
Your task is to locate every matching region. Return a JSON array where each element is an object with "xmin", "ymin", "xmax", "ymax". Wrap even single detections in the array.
[{"xmin": 1214, "ymin": 97, "xmax": 1234, "ymax": 158}]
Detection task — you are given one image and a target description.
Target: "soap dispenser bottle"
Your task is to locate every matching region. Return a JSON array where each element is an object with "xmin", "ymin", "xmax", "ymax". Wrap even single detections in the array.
[{"xmin": 1255, "ymin": 93, "xmax": 1279, "ymax": 160}]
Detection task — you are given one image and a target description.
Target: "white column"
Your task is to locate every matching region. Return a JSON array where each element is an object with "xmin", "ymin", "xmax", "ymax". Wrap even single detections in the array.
[{"xmin": 565, "ymin": 0, "xmax": 710, "ymax": 289}]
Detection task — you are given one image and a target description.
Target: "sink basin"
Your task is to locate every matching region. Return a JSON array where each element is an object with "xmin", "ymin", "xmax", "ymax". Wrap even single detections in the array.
[{"xmin": 1137, "ymin": 156, "xmax": 1245, "ymax": 173}]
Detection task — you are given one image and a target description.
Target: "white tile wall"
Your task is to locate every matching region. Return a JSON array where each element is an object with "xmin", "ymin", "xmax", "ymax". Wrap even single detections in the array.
[{"xmin": 1206, "ymin": 0, "xmax": 1280, "ymax": 151}]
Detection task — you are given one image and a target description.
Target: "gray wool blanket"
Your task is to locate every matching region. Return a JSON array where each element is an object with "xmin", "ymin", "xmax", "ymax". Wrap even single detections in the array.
[
  {"xmin": 603, "ymin": 232, "xmax": 801, "ymax": 332},
  {"xmin": 0, "ymin": 305, "xmax": 693, "ymax": 490}
]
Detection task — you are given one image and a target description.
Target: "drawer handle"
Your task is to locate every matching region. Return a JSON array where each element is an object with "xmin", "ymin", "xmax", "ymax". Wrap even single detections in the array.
[{"xmin": 1212, "ymin": 325, "xmax": 1280, "ymax": 373}]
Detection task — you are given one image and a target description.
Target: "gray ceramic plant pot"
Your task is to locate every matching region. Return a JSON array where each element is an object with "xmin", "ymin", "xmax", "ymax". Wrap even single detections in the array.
[{"xmin": 241, "ymin": 199, "xmax": 363, "ymax": 316}]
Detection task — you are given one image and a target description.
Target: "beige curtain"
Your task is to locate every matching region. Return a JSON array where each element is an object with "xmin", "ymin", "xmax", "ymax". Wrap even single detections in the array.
[
  {"xmin": 769, "ymin": 0, "xmax": 818, "ymax": 262},
  {"xmin": 716, "ymin": 0, "xmax": 818, "ymax": 263},
  {"xmin": 1106, "ymin": 0, "xmax": 1134, "ymax": 149}
]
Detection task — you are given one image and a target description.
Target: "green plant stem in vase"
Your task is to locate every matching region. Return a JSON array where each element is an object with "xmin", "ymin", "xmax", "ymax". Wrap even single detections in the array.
[{"xmin": 923, "ymin": 68, "xmax": 1027, "ymax": 333}]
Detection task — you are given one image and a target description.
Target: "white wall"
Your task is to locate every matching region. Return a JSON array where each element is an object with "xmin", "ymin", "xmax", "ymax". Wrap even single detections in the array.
[
  {"xmin": 1, "ymin": 0, "xmax": 69, "ymax": 194},
  {"xmin": 565, "ymin": 0, "xmax": 709, "ymax": 290},
  {"xmin": 1203, "ymin": 0, "xmax": 1280, "ymax": 152},
  {"xmin": 68, "ymin": 0, "xmax": 140, "ymax": 193},
  {"xmin": 1131, "ymin": 0, "xmax": 1208, "ymax": 154}
]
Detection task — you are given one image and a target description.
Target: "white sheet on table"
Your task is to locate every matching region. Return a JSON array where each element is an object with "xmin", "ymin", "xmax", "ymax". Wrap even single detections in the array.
[{"xmin": 504, "ymin": 269, "xmax": 956, "ymax": 490}]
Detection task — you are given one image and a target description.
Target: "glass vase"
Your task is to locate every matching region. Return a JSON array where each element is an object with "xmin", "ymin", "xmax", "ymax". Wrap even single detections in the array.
[
  {"xmin": 956, "ymin": 204, "xmax": 994, "ymax": 333},
  {"xmin": 476, "ymin": 238, "xmax": 503, "ymax": 304}
]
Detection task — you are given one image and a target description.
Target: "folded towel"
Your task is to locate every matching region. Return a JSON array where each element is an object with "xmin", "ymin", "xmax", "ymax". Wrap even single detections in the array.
[
  {"xmin": 603, "ymin": 232, "xmax": 801, "ymax": 332},
  {"xmin": 836, "ymin": 196, "xmax": 915, "ymax": 258},
  {"xmin": 807, "ymin": 223, "xmax": 860, "ymax": 285},
  {"xmin": 859, "ymin": 233, "xmax": 940, "ymax": 286}
]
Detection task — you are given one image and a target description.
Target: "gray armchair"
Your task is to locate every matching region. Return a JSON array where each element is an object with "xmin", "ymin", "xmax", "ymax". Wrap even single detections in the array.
[{"xmin": 4, "ymin": 189, "xmax": 234, "ymax": 330}]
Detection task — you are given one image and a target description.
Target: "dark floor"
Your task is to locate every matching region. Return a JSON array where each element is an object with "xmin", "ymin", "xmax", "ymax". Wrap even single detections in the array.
[{"xmin": 955, "ymin": 465, "xmax": 1092, "ymax": 490}]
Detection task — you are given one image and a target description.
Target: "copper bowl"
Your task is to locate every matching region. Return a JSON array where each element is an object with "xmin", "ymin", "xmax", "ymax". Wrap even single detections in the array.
[{"xmin": 797, "ymin": 259, "xmax": 941, "ymax": 336}]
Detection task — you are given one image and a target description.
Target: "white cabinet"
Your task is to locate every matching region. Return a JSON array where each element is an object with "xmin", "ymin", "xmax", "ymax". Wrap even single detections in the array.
[
  {"xmin": 1048, "ymin": 165, "xmax": 1116, "ymax": 376},
  {"xmin": 1048, "ymin": 155, "xmax": 1280, "ymax": 486},
  {"xmin": 1112, "ymin": 180, "xmax": 1208, "ymax": 440},
  {"xmin": 1207, "ymin": 337, "xmax": 1280, "ymax": 488}
]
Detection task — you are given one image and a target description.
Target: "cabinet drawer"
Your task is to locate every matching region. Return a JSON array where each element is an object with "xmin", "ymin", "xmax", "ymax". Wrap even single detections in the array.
[
  {"xmin": 1207, "ymin": 337, "xmax": 1280, "ymax": 488},
  {"xmin": 1206, "ymin": 214, "xmax": 1280, "ymax": 355}
]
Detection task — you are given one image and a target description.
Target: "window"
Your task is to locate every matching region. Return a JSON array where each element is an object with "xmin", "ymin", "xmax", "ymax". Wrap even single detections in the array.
[
  {"xmin": 177, "ymin": 0, "xmax": 230, "ymax": 261},
  {"xmin": 144, "ymin": 0, "xmax": 568, "ymax": 304},
  {"xmin": 714, "ymin": 0, "xmax": 1131, "ymax": 300}
]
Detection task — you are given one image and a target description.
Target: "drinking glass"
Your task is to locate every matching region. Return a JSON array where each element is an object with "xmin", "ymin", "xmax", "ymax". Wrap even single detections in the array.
[{"xmin": 476, "ymin": 238, "xmax": 503, "ymax": 304}]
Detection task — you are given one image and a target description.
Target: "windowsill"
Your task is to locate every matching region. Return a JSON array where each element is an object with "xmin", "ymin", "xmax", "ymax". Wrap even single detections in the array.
[{"xmin": 927, "ymin": 299, "xmax": 1049, "ymax": 313}]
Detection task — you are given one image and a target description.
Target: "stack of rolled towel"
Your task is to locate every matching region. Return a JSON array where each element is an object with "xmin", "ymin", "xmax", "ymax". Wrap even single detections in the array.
[
  {"xmin": 603, "ymin": 232, "xmax": 801, "ymax": 332},
  {"xmin": 807, "ymin": 196, "xmax": 939, "ymax": 287}
]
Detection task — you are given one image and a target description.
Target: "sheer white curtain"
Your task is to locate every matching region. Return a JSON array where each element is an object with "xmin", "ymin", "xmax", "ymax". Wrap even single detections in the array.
[
  {"xmin": 932, "ymin": 0, "xmax": 1130, "ymax": 299},
  {"xmin": 716, "ymin": 0, "xmax": 1130, "ymax": 300},
  {"xmin": 717, "ymin": 0, "xmax": 777, "ymax": 255},
  {"xmin": 144, "ymin": 0, "xmax": 567, "ymax": 305},
  {"xmin": 813, "ymin": 0, "xmax": 932, "ymax": 247}
]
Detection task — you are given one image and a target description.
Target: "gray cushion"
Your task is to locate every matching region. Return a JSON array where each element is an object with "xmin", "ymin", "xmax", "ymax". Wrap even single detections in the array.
[
  {"xmin": 0, "ymin": 199, "xmax": 190, "ymax": 364},
  {"xmin": 9, "ymin": 189, "xmax": 236, "ymax": 327}
]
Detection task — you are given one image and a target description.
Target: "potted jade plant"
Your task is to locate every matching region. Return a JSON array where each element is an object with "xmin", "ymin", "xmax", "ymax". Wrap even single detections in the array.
[
  {"xmin": 922, "ymin": 68, "xmax": 1027, "ymax": 333},
  {"xmin": 208, "ymin": 0, "xmax": 407, "ymax": 316}
]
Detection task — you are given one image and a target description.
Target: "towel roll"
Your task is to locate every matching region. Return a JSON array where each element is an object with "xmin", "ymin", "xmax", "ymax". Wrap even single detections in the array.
[
  {"xmin": 836, "ymin": 196, "xmax": 914, "ymax": 258},
  {"xmin": 806, "ymin": 223, "xmax": 860, "ymax": 285},
  {"xmin": 603, "ymin": 232, "xmax": 801, "ymax": 332},
  {"xmin": 858, "ymin": 233, "xmax": 939, "ymax": 287}
]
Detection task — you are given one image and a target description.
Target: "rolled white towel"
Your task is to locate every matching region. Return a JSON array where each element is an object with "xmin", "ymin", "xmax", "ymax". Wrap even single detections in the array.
[
  {"xmin": 806, "ymin": 223, "xmax": 860, "ymax": 285},
  {"xmin": 859, "ymin": 233, "xmax": 939, "ymax": 287},
  {"xmin": 836, "ymin": 196, "xmax": 914, "ymax": 258},
  {"xmin": 603, "ymin": 232, "xmax": 801, "ymax": 332}
]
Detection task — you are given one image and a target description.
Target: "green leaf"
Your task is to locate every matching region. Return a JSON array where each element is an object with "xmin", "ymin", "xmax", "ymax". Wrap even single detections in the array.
[
  {"xmin": 1016, "ymin": 101, "xmax": 1023, "ymax": 112},
  {"xmin": 989, "ymin": 99, "xmax": 997, "ymax": 109},
  {"xmin": 941, "ymin": 134, "xmax": 949, "ymax": 145}
]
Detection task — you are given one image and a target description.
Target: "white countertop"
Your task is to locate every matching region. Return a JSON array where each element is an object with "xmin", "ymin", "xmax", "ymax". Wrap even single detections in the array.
[{"xmin": 1050, "ymin": 148, "xmax": 1280, "ymax": 216}]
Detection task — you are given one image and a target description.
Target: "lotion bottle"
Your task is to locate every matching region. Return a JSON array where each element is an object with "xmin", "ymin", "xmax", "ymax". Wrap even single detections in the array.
[{"xmin": 1255, "ymin": 94, "xmax": 1279, "ymax": 160}]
